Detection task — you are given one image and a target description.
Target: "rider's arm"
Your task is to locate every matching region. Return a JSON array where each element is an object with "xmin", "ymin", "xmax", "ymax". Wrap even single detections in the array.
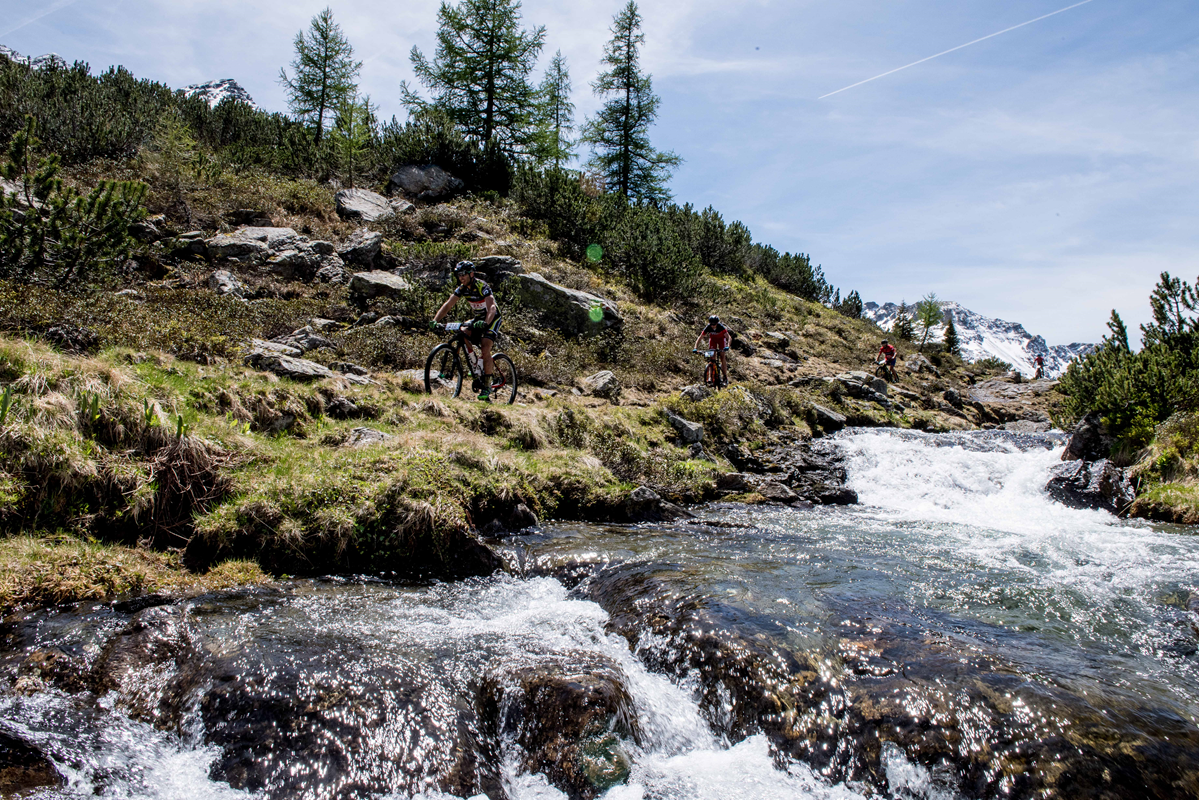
[
  {"xmin": 483, "ymin": 294, "xmax": 498, "ymax": 325},
  {"xmin": 433, "ymin": 293, "xmax": 459, "ymax": 323},
  {"xmin": 693, "ymin": 333, "xmax": 705, "ymax": 350}
]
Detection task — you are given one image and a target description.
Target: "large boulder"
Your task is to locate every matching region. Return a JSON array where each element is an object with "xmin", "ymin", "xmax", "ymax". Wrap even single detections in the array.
[
  {"xmin": 270, "ymin": 326, "xmax": 337, "ymax": 355},
  {"xmin": 349, "ymin": 270, "xmax": 413, "ymax": 305},
  {"xmin": 665, "ymin": 410, "xmax": 703, "ymax": 444},
  {"xmin": 1061, "ymin": 412, "xmax": 1114, "ymax": 462},
  {"xmin": 244, "ymin": 350, "xmax": 334, "ymax": 381},
  {"xmin": 334, "ymin": 188, "xmax": 410, "ymax": 223},
  {"xmin": 624, "ymin": 486, "xmax": 692, "ymax": 522},
  {"xmin": 208, "ymin": 269, "xmax": 245, "ymax": 298},
  {"xmin": 510, "ymin": 273, "xmax": 622, "ymax": 337},
  {"xmin": 812, "ymin": 404, "xmax": 847, "ymax": 432},
  {"xmin": 387, "ymin": 165, "xmax": 464, "ymax": 201},
  {"xmin": 1044, "ymin": 459, "xmax": 1134, "ymax": 515},
  {"xmin": 338, "ymin": 228, "xmax": 384, "ymax": 267},
  {"xmin": 581, "ymin": 370, "xmax": 621, "ymax": 404},
  {"xmin": 473, "ymin": 255, "xmax": 524, "ymax": 284}
]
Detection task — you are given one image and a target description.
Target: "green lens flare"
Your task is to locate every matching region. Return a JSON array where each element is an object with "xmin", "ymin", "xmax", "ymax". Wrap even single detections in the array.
[
  {"xmin": 589, "ymin": 303, "xmax": 604, "ymax": 323},
  {"xmin": 586, "ymin": 244, "xmax": 603, "ymax": 262}
]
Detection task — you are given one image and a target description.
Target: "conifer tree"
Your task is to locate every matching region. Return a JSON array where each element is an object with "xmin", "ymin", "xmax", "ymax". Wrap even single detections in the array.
[
  {"xmin": 892, "ymin": 301, "xmax": 915, "ymax": 342},
  {"xmin": 943, "ymin": 310, "xmax": 960, "ymax": 356},
  {"xmin": 582, "ymin": 1, "xmax": 681, "ymax": 202},
  {"xmin": 279, "ymin": 7, "xmax": 362, "ymax": 145},
  {"xmin": 1105, "ymin": 309, "xmax": 1131, "ymax": 352},
  {"xmin": 532, "ymin": 50, "xmax": 575, "ymax": 169},
  {"xmin": 329, "ymin": 94, "xmax": 376, "ymax": 188},
  {"xmin": 914, "ymin": 293, "xmax": 942, "ymax": 352},
  {"xmin": 403, "ymin": 0, "xmax": 545, "ymax": 156}
]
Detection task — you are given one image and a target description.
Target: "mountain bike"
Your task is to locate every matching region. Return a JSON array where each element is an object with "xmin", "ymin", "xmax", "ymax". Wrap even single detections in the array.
[
  {"xmin": 874, "ymin": 359, "xmax": 897, "ymax": 382},
  {"xmin": 695, "ymin": 349, "xmax": 726, "ymax": 388},
  {"xmin": 424, "ymin": 322, "xmax": 518, "ymax": 404}
]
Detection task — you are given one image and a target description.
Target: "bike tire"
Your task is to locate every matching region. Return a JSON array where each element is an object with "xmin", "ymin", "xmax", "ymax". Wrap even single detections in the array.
[
  {"xmin": 704, "ymin": 362, "xmax": 719, "ymax": 388},
  {"xmin": 424, "ymin": 344, "xmax": 463, "ymax": 399},
  {"xmin": 489, "ymin": 353, "xmax": 518, "ymax": 405}
]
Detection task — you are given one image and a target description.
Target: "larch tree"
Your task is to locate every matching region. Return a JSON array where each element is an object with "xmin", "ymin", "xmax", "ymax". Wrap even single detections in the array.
[
  {"xmin": 402, "ymin": 0, "xmax": 545, "ymax": 156},
  {"xmin": 582, "ymin": 1, "xmax": 680, "ymax": 202},
  {"xmin": 914, "ymin": 293, "xmax": 943, "ymax": 352},
  {"xmin": 278, "ymin": 7, "xmax": 362, "ymax": 145},
  {"xmin": 329, "ymin": 94, "xmax": 377, "ymax": 188},
  {"xmin": 532, "ymin": 50, "xmax": 575, "ymax": 169}
]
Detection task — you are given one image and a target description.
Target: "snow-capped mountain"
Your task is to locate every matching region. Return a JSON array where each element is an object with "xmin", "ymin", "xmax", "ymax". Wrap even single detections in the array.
[
  {"xmin": 182, "ymin": 79, "xmax": 257, "ymax": 109},
  {"xmin": 863, "ymin": 300, "xmax": 1095, "ymax": 378},
  {"xmin": 0, "ymin": 44, "xmax": 66, "ymax": 70}
]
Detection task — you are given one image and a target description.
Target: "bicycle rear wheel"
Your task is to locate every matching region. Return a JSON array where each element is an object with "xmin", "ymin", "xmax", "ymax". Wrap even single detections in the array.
[
  {"xmin": 489, "ymin": 353, "xmax": 518, "ymax": 404},
  {"xmin": 424, "ymin": 344, "xmax": 463, "ymax": 398}
]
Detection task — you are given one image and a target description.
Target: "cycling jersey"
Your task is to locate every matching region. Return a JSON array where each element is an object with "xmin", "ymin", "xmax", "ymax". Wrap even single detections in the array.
[
  {"xmin": 453, "ymin": 278, "xmax": 499, "ymax": 318},
  {"xmin": 879, "ymin": 344, "xmax": 897, "ymax": 365},
  {"xmin": 702, "ymin": 322, "xmax": 730, "ymax": 349}
]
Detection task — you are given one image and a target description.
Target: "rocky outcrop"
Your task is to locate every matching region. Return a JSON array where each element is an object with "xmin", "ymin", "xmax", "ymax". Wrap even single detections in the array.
[
  {"xmin": 387, "ymin": 165, "xmax": 464, "ymax": 201},
  {"xmin": 345, "ymin": 427, "xmax": 391, "ymax": 448},
  {"xmin": 812, "ymin": 404, "xmax": 847, "ymax": 432},
  {"xmin": 334, "ymin": 189, "xmax": 413, "ymax": 223},
  {"xmin": 511, "ymin": 273, "xmax": 622, "ymax": 337},
  {"xmin": 204, "ymin": 227, "xmax": 343, "ymax": 281},
  {"xmin": 725, "ymin": 437, "xmax": 857, "ymax": 506},
  {"xmin": 1045, "ymin": 459, "xmax": 1134, "ymax": 515},
  {"xmin": 337, "ymin": 228, "xmax": 383, "ymax": 267},
  {"xmin": 665, "ymin": 410, "xmax": 703, "ymax": 444},
  {"xmin": 243, "ymin": 350, "xmax": 334, "ymax": 381},
  {"xmin": 269, "ymin": 326, "xmax": 337, "ymax": 355},
  {"xmin": 624, "ymin": 486, "xmax": 693, "ymax": 522},
  {"xmin": 472, "ymin": 255, "xmax": 523, "ymax": 283}
]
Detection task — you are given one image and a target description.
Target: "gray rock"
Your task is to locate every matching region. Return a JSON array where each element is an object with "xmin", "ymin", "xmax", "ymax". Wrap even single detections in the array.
[
  {"xmin": 247, "ymin": 338, "xmax": 302, "ymax": 358},
  {"xmin": 511, "ymin": 272, "xmax": 622, "ymax": 337},
  {"xmin": 479, "ymin": 503, "xmax": 540, "ymax": 536},
  {"xmin": 759, "ymin": 481, "xmax": 798, "ymax": 502},
  {"xmin": 387, "ymin": 164, "xmax": 465, "ymax": 201},
  {"xmin": 326, "ymin": 396, "xmax": 360, "ymax": 419},
  {"xmin": 1061, "ymin": 412, "xmax": 1114, "ymax": 462},
  {"xmin": 1045, "ymin": 459, "xmax": 1134, "ymax": 515},
  {"xmin": 625, "ymin": 485, "xmax": 693, "ymax": 523},
  {"xmin": 812, "ymin": 405, "xmax": 846, "ymax": 431},
  {"xmin": 244, "ymin": 350, "xmax": 333, "ymax": 381},
  {"xmin": 335, "ymin": 188, "xmax": 395, "ymax": 223},
  {"xmin": 473, "ymin": 255, "xmax": 523, "ymax": 283},
  {"xmin": 581, "ymin": 370, "xmax": 621, "ymax": 403},
  {"xmin": 716, "ymin": 473, "xmax": 755, "ymax": 492},
  {"xmin": 943, "ymin": 388, "xmax": 963, "ymax": 408},
  {"xmin": 1003, "ymin": 420, "xmax": 1052, "ymax": 433},
  {"xmin": 239, "ymin": 226, "xmax": 303, "ymax": 250},
  {"xmin": 345, "ymin": 427, "xmax": 392, "ymax": 447},
  {"xmin": 349, "ymin": 270, "xmax": 413, "ymax": 304},
  {"xmin": 731, "ymin": 336, "xmax": 756, "ymax": 356},
  {"xmin": 341, "ymin": 373, "xmax": 374, "ymax": 386},
  {"xmin": 271, "ymin": 326, "xmax": 337, "ymax": 354},
  {"xmin": 129, "ymin": 217, "xmax": 164, "ymax": 243},
  {"xmin": 115, "ymin": 288, "xmax": 145, "ymax": 300},
  {"xmin": 208, "ymin": 269, "xmax": 244, "ymax": 298},
  {"xmin": 206, "ymin": 235, "xmax": 270, "ymax": 264},
  {"xmin": 338, "ymin": 228, "xmax": 384, "ymax": 267},
  {"xmin": 680, "ymin": 384, "xmax": 712, "ymax": 402},
  {"xmin": 761, "ymin": 331, "xmax": 791, "ymax": 351},
  {"xmin": 315, "ymin": 264, "xmax": 350, "ymax": 284},
  {"xmin": 267, "ymin": 249, "xmax": 322, "ymax": 281},
  {"xmin": 308, "ymin": 318, "xmax": 341, "ymax": 333},
  {"xmin": 665, "ymin": 410, "xmax": 704, "ymax": 444},
  {"xmin": 904, "ymin": 353, "xmax": 940, "ymax": 376},
  {"xmin": 330, "ymin": 361, "xmax": 369, "ymax": 376}
]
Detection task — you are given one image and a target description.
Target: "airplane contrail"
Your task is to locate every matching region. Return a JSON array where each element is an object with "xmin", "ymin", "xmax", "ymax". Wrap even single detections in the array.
[
  {"xmin": 819, "ymin": 0, "xmax": 1096, "ymax": 100},
  {"xmin": 0, "ymin": 0, "xmax": 82, "ymax": 39}
]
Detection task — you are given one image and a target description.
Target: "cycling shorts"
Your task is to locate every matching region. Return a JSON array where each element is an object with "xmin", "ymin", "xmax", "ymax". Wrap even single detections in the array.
[{"xmin": 469, "ymin": 316, "xmax": 502, "ymax": 343}]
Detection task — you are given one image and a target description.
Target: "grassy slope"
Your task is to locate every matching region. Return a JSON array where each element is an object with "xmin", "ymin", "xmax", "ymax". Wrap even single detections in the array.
[{"xmin": 0, "ymin": 164, "xmax": 1072, "ymax": 611}]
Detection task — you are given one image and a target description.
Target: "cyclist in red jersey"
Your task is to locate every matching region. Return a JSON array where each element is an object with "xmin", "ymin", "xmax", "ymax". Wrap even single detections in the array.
[
  {"xmin": 694, "ymin": 315, "xmax": 731, "ymax": 386},
  {"xmin": 876, "ymin": 339, "xmax": 898, "ymax": 382}
]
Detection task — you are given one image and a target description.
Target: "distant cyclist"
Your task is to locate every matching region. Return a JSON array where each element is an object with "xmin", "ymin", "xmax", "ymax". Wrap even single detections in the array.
[
  {"xmin": 876, "ymin": 339, "xmax": 898, "ymax": 381},
  {"xmin": 432, "ymin": 261, "xmax": 501, "ymax": 401},
  {"xmin": 1034, "ymin": 354, "xmax": 1045, "ymax": 379},
  {"xmin": 694, "ymin": 315, "xmax": 731, "ymax": 386}
]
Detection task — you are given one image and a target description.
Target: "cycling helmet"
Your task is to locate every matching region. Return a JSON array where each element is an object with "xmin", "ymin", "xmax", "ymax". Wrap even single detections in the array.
[
  {"xmin": 708, "ymin": 315, "xmax": 720, "ymax": 324},
  {"xmin": 453, "ymin": 260, "xmax": 475, "ymax": 276},
  {"xmin": 881, "ymin": 339, "xmax": 889, "ymax": 345}
]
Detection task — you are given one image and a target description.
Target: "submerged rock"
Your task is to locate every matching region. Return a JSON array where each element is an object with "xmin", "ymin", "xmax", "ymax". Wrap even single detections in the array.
[{"xmin": 1045, "ymin": 458, "xmax": 1134, "ymax": 515}]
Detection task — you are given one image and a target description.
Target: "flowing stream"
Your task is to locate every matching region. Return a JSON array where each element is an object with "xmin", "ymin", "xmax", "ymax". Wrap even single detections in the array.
[{"xmin": 3, "ymin": 429, "xmax": 1198, "ymax": 799}]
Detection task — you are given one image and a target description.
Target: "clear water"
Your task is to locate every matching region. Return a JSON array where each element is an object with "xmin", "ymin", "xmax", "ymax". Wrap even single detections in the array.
[{"xmin": 5, "ymin": 429, "xmax": 1198, "ymax": 798}]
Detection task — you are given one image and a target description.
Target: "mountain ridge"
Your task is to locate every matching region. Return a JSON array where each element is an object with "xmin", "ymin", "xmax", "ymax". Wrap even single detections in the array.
[{"xmin": 864, "ymin": 300, "xmax": 1094, "ymax": 378}]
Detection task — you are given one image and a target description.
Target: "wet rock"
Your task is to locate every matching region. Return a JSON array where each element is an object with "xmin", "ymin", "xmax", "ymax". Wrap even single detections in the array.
[
  {"xmin": 348, "ymin": 270, "xmax": 413, "ymax": 305},
  {"xmin": 665, "ymin": 410, "xmax": 703, "ymax": 444},
  {"xmin": 716, "ymin": 472, "xmax": 755, "ymax": 492},
  {"xmin": 1003, "ymin": 419, "xmax": 1052, "ymax": 433},
  {"xmin": 749, "ymin": 438, "xmax": 858, "ymax": 505},
  {"xmin": 479, "ymin": 503, "xmax": 539, "ymax": 536},
  {"xmin": 580, "ymin": 370, "xmax": 621, "ymax": 404},
  {"xmin": 388, "ymin": 164, "xmax": 465, "ymax": 201},
  {"xmin": 338, "ymin": 228, "xmax": 384, "ymax": 267},
  {"xmin": 208, "ymin": 269, "xmax": 245, "ymax": 298},
  {"xmin": 0, "ymin": 731, "xmax": 63, "ymax": 795},
  {"xmin": 624, "ymin": 486, "xmax": 693, "ymax": 523},
  {"xmin": 1045, "ymin": 458, "xmax": 1134, "ymax": 515},
  {"xmin": 1061, "ymin": 411, "xmax": 1114, "ymax": 462},
  {"xmin": 510, "ymin": 273, "xmax": 622, "ymax": 337},
  {"xmin": 480, "ymin": 656, "xmax": 639, "ymax": 800},
  {"xmin": 758, "ymin": 481, "xmax": 798, "ymax": 502},
  {"xmin": 244, "ymin": 350, "xmax": 334, "ymax": 381}
]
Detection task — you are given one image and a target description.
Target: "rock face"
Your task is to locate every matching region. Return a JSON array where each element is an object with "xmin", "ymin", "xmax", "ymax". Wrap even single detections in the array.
[
  {"xmin": 511, "ymin": 273, "xmax": 622, "ymax": 337},
  {"xmin": 243, "ymin": 350, "xmax": 334, "ymax": 381},
  {"xmin": 812, "ymin": 405, "xmax": 847, "ymax": 432},
  {"xmin": 334, "ymin": 189, "xmax": 412, "ymax": 223},
  {"xmin": 725, "ymin": 437, "xmax": 858, "ymax": 506},
  {"xmin": 1045, "ymin": 459, "xmax": 1134, "ymax": 515},
  {"xmin": 387, "ymin": 165, "xmax": 464, "ymax": 201},
  {"xmin": 337, "ymin": 228, "xmax": 383, "ymax": 266},
  {"xmin": 472, "ymin": 255, "xmax": 524, "ymax": 283},
  {"xmin": 204, "ymin": 227, "xmax": 343, "ymax": 281}
]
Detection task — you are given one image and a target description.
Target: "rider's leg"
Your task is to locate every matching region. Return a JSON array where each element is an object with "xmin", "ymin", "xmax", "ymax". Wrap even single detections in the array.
[
  {"xmin": 719, "ymin": 350, "xmax": 729, "ymax": 384},
  {"xmin": 481, "ymin": 337, "xmax": 494, "ymax": 376}
]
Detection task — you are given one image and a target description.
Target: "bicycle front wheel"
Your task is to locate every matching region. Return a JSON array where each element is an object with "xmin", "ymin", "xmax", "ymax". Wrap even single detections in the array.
[
  {"xmin": 424, "ymin": 344, "xmax": 463, "ymax": 399},
  {"xmin": 489, "ymin": 353, "xmax": 518, "ymax": 405},
  {"xmin": 704, "ymin": 362, "xmax": 719, "ymax": 388}
]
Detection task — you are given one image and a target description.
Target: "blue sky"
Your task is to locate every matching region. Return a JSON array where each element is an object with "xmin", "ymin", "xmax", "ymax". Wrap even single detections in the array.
[{"xmin": 3, "ymin": 0, "xmax": 1196, "ymax": 346}]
